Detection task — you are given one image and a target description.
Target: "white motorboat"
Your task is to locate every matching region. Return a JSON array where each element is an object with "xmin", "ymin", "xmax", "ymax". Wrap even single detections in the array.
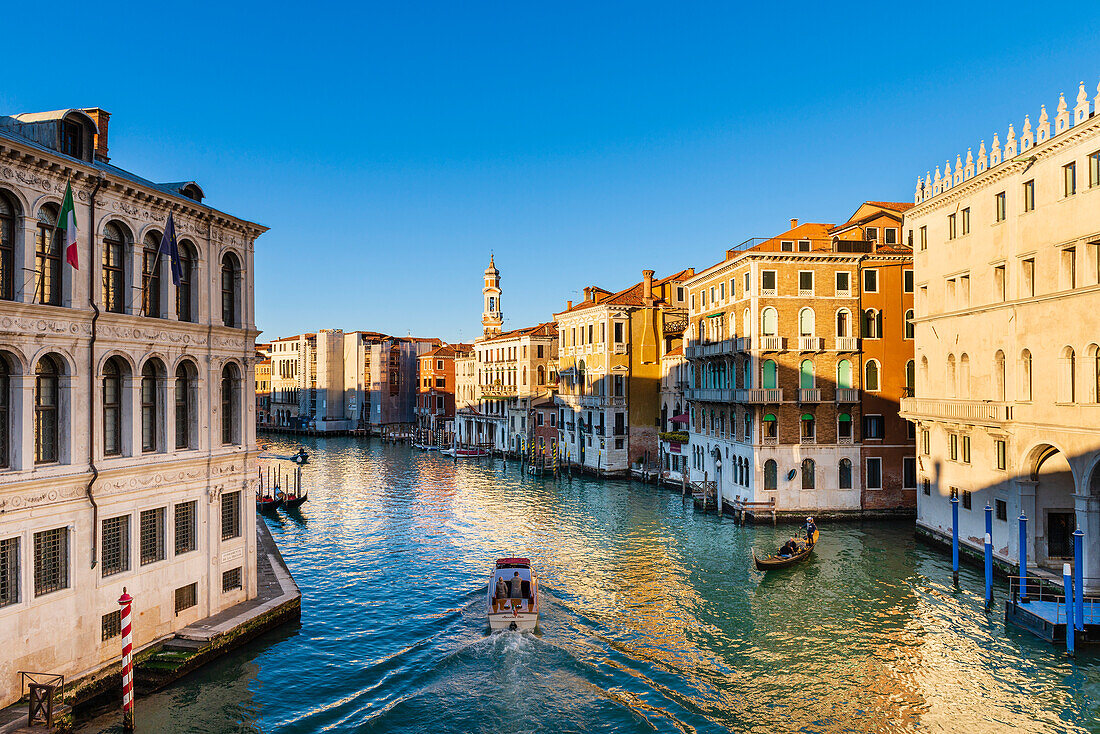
[{"xmin": 487, "ymin": 557, "xmax": 539, "ymax": 632}]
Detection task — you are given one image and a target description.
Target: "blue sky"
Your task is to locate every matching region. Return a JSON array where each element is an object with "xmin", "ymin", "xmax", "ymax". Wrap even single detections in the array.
[{"xmin": 3, "ymin": 3, "xmax": 1099, "ymax": 342}]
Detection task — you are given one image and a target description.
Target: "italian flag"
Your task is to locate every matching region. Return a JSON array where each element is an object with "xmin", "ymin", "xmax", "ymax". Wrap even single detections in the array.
[{"xmin": 58, "ymin": 181, "xmax": 78, "ymax": 269}]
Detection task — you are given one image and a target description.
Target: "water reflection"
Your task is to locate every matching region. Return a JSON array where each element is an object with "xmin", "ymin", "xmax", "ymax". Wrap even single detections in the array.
[{"xmin": 78, "ymin": 438, "xmax": 1100, "ymax": 733}]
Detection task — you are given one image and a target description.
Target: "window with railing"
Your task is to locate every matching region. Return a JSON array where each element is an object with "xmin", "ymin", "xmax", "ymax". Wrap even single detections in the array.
[
  {"xmin": 101, "ymin": 515, "xmax": 130, "ymax": 577},
  {"xmin": 175, "ymin": 582, "xmax": 197, "ymax": 615},
  {"xmin": 0, "ymin": 537, "xmax": 18, "ymax": 608},
  {"xmin": 175, "ymin": 501, "xmax": 197, "ymax": 555},
  {"xmin": 140, "ymin": 508, "xmax": 165, "ymax": 565},
  {"xmin": 33, "ymin": 527, "xmax": 68, "ymax": 596}
]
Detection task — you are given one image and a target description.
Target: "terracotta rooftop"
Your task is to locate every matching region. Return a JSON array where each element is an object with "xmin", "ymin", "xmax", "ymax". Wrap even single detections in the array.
[
  {"xmin": 664, "ymin": 345, "xmax": 684, "ymax": 357},
  {"xmin": 556, "ymin": 269, "xmax": 694, "ymax": 315},
  {"xmin": 481, "ymin": 321, "xmax": 558, "ymax": 343},
  {"xmin": 866, "ymin": 201, "xmax": 915, "ymax": 213}
]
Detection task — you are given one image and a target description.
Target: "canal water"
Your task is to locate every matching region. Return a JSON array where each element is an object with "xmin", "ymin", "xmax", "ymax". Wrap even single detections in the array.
[{"xmin": 78, "ymin": 437, "xmax": 1100, "ymax": 733}]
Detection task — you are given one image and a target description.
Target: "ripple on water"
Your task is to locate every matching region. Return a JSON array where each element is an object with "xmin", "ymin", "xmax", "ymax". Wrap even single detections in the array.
[{"xmin": 76, "ymin": 438, "xmax": 1100, "ymax": 734}]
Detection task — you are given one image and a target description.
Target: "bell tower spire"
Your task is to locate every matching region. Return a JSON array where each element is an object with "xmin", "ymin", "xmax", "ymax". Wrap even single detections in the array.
[{"xmin": 482, "ymin": 254, "xmax": 503, "ymax": 338}]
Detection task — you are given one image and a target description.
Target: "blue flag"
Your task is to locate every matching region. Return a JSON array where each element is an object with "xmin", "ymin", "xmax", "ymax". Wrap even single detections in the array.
[{"xmin": 160, "ymin": 213, "xmax": 183, "ymax": 286}]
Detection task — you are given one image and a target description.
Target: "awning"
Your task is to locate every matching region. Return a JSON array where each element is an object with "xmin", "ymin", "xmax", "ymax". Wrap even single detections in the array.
[
  {"xmin": 671, "ymin": 413, "xmax": 690, "ymax": 423},
  {"xmin": 801, "ymin": 413, "xmax": 814, "ymax": 420},
  {"xmin": 706, "ymin": 311, "xmax": 724, "ymax": 319},
  {"xmin": 838, "ymin": 413, "xmax": 851, "ymax": 422},
  {"xmin": 763, "ymin": 413, "xmax": 777, "ymax": 421}
]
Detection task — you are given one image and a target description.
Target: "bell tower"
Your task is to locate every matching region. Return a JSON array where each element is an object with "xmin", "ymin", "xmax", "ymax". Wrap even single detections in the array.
[{"xmin": 482, "ymin": 255, "xmax": 503, "ymax": 338}]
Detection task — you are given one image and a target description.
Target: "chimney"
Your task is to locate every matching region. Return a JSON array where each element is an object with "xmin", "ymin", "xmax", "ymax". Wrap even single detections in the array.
[
  {"xmin": 583, "ymin": 287, "xmax": 592, "ymax": 302},
  {"xmin": 789, "ymin": 218, "xmax": 798, "ymax": 230},
  {"xmin": 566, "ymin": 300, "xmax": 573, "ymax": 310},
  {"xmin": 642, "ymin": 269, "xmax": 655, "ymax": 302},
  {"xmin": 82, "ymin": 108, "xmax": 111, "ymax": 162}
]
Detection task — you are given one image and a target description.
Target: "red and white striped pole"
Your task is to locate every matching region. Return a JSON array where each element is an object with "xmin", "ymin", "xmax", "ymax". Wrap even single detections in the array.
[{"xmin": 118, "ymin": 587, "xmax": 134, "ymax": 731}]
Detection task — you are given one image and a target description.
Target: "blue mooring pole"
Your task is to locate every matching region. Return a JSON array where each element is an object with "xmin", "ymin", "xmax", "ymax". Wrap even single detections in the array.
[
  {"xmin": 1064, "ymin": 563, "xmax": 1076, "ymax": 657},
  {"xmin": 1019, "ymin": 514, "xmax": 1028, "ymax": 601},
  {"xmin": 984, "ymin": 532, "xmax": 993, "ymax": 610},
  {"xmin": 985, "ymin": 503, "xmax": 993, "ymax": 544},
  {"xmin": 951, "ymin": 495, "xmax": 960, "ymax": 586},
  {"xmin": 1074, "ymin": 528, "xmax": 1085, "ymax": 631}
]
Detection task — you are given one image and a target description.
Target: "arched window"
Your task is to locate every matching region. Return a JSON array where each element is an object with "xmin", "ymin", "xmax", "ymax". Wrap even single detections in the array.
[
  {"xmin": 837, "ymin": 412, "xmax": 852, "ymax": 442},
  {"xmin": 221, "ymin": 252, "xmax": 241, "ymax": 327},
  {"xmin": 762, "ymin": 360, "xmax": 778, "ymax": 389},
  {"xmin": 761, "ymin": 307, "xmax": 778, "ymax": 336},
  {"xmin": 35, "ymin": 355, "xmax": 61, "ymax": 464},
  {"xmin": 35, "ymin": 203, "xmax": 62, "ymax": 306},
  {"xmin": 522, "ymin": 365, "xmax": 527, "ymax": 385},
  {"xmin": 222, "ymin": 363, "xmax": 239, "ymax": 445},
  {"xmin": 0, "ymin": 356, "xmax": 9, "ymax": 468},
  {"xmin": 537, "ymin": 365, "xmax": 545, "ymax": 385},
  {"xmin": 697, "ymin": 318, "xmax": 706, "ymax": 343},
  {"xmin": 103, "ymin": 357, "xmax": 125, "ymax": 457},
  {"xmin": 742, "ymin": 309, "xmax": 750, "ymax": 339},
  {"xmin": 1062, "ymin": 347, "xmax": 1077, "ymax": 403},
  {"xmin": 799, "ymin": 359, "xmax": 815, "ymax": 389},
  {"xmin": 798, "ymin": 308, "xmax": 815, "ymax": 337},
  {"xmin": 764, "ymin": 459, "xmax": 777, "ymax": 490},
  {"xmin": 142, "ymin": 232, "xmax": 161, "ymax": 318},
  {"xmin": 836, "ymin": 309, "xmax": 851, "ymax": 338},
  {"xmin": 920, "ymin": 356, "xmax": 929, "ymax": 387},
  {"xmin": 904, "ymin": 309, "xmax": 915, "ymax": 339},
  {"xmin": 959, "ymin": 354, "xmax": 971, "ymax": 398},
  {"xmin": 0, "ymin": 191, "xmax": 17, "ymax": 301},
  {"xmin": 176, "ymin": 362, "xmax": 193, "ymax": 449},
  {"xmin": 801, "ymin": 458, "xmax": 815, "ymax": 490},
  {"xmin": 947, "ymin": 354, "xmax": 957, "ymax": 397},
  {"xmin": 994, "ymin": 350, "xmax": 1006, "ymax": 401},
  {"xmin": 1090, "ymin": 344, "xmax": 1100, "ymax": 403},
  {"xmin": 837, "ymin": 359, "xmax": 852, "ymax": 389},
  {"xmin": 176, "ymin": 240, "xmax": 195, "ymax": 322},
  {"xmin": 839, "ymin": 458, "xmax": 852, "ymax": 489},
  {"xmin": 1020, "ymin": 349, "xmax": 1032, "ymax": 401},
  {"xmin": 905, "ymin": 360, "xmax": 915, "ymax": 394},
  {"xmin": 762, "ymin": 412, "xmax": 777, "ymax": 440},
  {"xmin": 141, "ymin": 361, "xmax": 161, "ymax": 452},
  {"xmin": 865, "ymin": 360, "xmax": 880, "ymax": 392},
  {"xmin": 800, "ymin": 413, "xmax": 815, "ymax": 442},
  {"xmin": 102, "ymin": 223, "xmax": 127, "ymax": 313},
  {"xmin": 862, "ymin": 309, "xmax": 882, "ymax": 338}
]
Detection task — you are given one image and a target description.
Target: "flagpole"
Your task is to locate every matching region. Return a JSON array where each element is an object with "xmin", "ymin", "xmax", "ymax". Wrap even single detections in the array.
[{"xmin": 140, "ymin": 210, "xmax": 173, "ymax": 318}]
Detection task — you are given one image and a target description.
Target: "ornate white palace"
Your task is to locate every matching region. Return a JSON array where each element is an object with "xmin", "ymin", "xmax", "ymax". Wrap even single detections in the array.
[{"xmin": 0, "ymin": 108, "xmax": 265, "ymax": 706}]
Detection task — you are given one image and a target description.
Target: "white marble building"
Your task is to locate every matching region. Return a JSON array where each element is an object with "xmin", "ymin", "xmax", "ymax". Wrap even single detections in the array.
[{"xmin": 0, "ymin": 108, "xmax": 265, "ymax": 707}]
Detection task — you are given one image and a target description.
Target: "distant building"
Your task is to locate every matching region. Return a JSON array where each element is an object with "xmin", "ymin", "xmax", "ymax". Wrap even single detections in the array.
[
  {"xmin": 658, "ymin": 345, "xmax": 690, "ymax": 483},
  {"xmin": 900, "ymin": 81, "xmax": 1100, "ymax": 576},
  {"xmin": 683, "ymin": 203, "xmax": 915, "ymax": 515},
  {"xmin": 0, "ymin": 107, "xmax": 264, "ymax": 707},
  {"xmin": 256, "ymin": 343, "xmax": 272, "ymax": 426},
  {"xmin": 555, "ymin": 269, "xmax": 693, "ymax": 475},
  {"xmin": 417, "ymin": 344, "xmax": 469, "ymax": 434}
]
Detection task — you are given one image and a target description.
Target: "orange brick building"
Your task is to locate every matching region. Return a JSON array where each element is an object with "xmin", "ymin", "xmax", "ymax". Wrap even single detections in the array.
[{"xmin": 417, "ymin": 344, "xmax": 466, "ymax": 434}]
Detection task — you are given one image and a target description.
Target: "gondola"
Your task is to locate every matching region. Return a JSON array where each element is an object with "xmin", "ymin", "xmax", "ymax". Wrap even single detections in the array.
[
  {"xmin": 753, "ymin": 529, "xmax": 819, "ymax": 570},
  {"xmin": 256, "ymin": 494, "xmax": 283, "ymax": 513},
  {"xmin": 282, "ymin": 493, "xmax": 308, "ymax": 510}
]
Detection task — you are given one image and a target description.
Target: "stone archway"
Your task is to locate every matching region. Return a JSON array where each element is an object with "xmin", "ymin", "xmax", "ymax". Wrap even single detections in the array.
[{"xmin": 1029, "ymin": 444, "xmax": 1077, "ymax": 568}]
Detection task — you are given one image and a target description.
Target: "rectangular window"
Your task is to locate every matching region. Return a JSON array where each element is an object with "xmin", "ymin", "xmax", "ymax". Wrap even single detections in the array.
[
  {"xmin": 835, "ymin": 272, "xmax": 850, "ymax": 295},
  {"xmin": 676, "ymin": 286, "xmax": 685, "ymax": 302},
  {"xmin": 435, "ymin": 378, "xmax": 445, "ymax": 387},
  {"xmin": 221, "ymin": 491, "xmax": 241, "ymax": 541},
  {"xmin": 174, "ymin": 582, "xmax": 197, "ymax": 615},
  {"xmin": 961, "ymin": 208, "xmax": 971, "ymax": 235},
  {"xmin": 1064, "ymin": 162, "xmax": 1077, "ymax": 197},
  {"xmin": 996, "ymin": 499, "xmax": 1008, "ymax": 521},
  {"xmin": 613, "ymin": 322, "xmax": 623, "ymax": 343},
  {"xmin": 1022, "ymin": 258, "xmax": 1035, "ymax": 297},
  {"xmin": 61, "ymin": 120, "xmax": 83, "ymax": 159},
  {"xmin": 0, "ymin": 537, "xmax": 18, "ymax": 608},
  {"xmin": 222, "ymin": 567, "xmax": 243, "ymax": 593},
  {"xmin": 949, "ymin": 434, "xmax": 958, "ymax": 461},
  {"xmin": 1023, "ymin": 179, "xmax": 1035, "ymax": 212},
  {"xmin": 962, "ymin": 490, "xmax": 972, "ymax": 510},
  {"xmin": 885, "ymin": 228, "xmax": 898, "ymax": 245},
  {"xmin": 922, "ymin": 479, "xmax": 931, "ymax": 496},
  {"xmin": 962, "ymin": 435, "xmax": 971, "ymax": 463},
  {"xmin": 101, "ymin": 515, "xmax": 130, "ymax": 578},
  {"xmin": 866, "ymin": 458, "xmax": 882, "ymax": 489},
  {"xmin": 743, "ymin": 273, "xmax": 750, "ymax": 295},
  {"xmin": 729, "ymin": 278, "xmax": 736, "ymax": 299},
  {"xmin": 947, "ymin": 213, "xmax": 957, "ymax": 240},
  {"xmin": 798, "ymin": 271, "xmax": 813, "ymax": 293},
  {"xmin": 863, "ymin": 415, "xmax": 884, "ymax": 439},
  {"xmin": 761, "ymin": 271, "xmax": 777, "ymax": 294},
  {"xmin": 995, "ymin": 191, "xmax": 1006, "ymax": 222},
  {"xmin": 994, "ymin": 265, "xmax": 1006, "ymax": 302},
  {"xmin": 903, "ymin": 457, "xmax": 916, "ymax": 489},
  {"xmin": 863, "ymin": 269, "xmax": 878, "ymax": 293},
  {"xmin": 1063, "ymin": 247, "xmax": 1077, "ymax": 289},
  {"xmin": 960, "ymin": 274, "xmax": 970, "ymax": 306},
  {"xmin": 996, "ymin": 439, "xmax": 1007, "ymax": 471},
  {"xmin": 175, "ymin": 501, "xmax": 196, "ymax": 555},
  {"xmin": 140, "ymin": 508, "xmax": 166, "ymax": 566},
  {"xmin": 903, "ymin": 270, "xmax": 914, "ymax": 293},
  {"xmin": 719, "ymin": 282, "xmax": 725, "ymax": 300},
  {"xmin": 690, "ymin": 295, "xmax": 695, "ymax": 311},
  {"xmin": 780, "ymin": 240, "xmax": 793, "ymax": 251},
  {"xmin": 798, "ymin": 239, "xmax": 811, "ymax": 252},
  {"xmin": 866, "ymin": 226, "xmax": 879, "ymax": 241},
  {"xmin": 921, "ymin": 429, "xmax": 930, "ymax": 455},
  {"xmin": 102, "ymin": 610, "xmax": 122, "ymax": 641},
  {"xmin": 1090, "ymin": 150, "xmax": 1100, "ymax": 188},
  {"xmin": 919, "ymin": 226, "xmax": 927, "ymax": 251}
]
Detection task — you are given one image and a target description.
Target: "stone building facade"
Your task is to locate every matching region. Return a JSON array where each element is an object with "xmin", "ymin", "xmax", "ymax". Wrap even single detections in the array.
[
  {"xmin": 683, "ymin": 203, "xmax": 915, "ymax": 516},
  {"xmin": 901, "ymin": 81, "xmax": 1100, "ymax": 576},
  {"xmin": 0, "ymin": 108, "xmax": 264, "ymax": 707}
]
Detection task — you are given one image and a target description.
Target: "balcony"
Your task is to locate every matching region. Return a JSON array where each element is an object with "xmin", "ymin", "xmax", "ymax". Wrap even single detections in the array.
[
  {"xmin": 480, "ymin": 384, "xmax": 517, "ymax": 398},
  {"xmin": 798, "ymin": 288, "xmax": 814, "ymax": 297},
  {"xmin": 613, "ymin": 343, "xmax": 628, "ymax": 355},
  {"xmin": 798, "ymin": 388, "xmax": 821, "ymax": 403},
  {"xmin": 835, "ymin": 388, "xmax": 860, "ymax": 403},
  {"xmin": 837, "ymin": 435, "xmax": 854, "ymax": 445},
  {"xmin": 687, "ymin": 387, "xmax": 734, "ymax": 402},
  {"xmin": 737, "ymin": 388, "xmax": 783, "ymax": 404},
  {"xmin": 834, "ymin": 337, "xmax": 859, "ymax": 351},
  {"xmin": 900, "ymin": 397, "xmax": 1013, "ymax": 424},
  {"xmin": 736, "ymin": 337, "xmax": 751, "ymax": 352},
  {"xmin": 685, "ymin": 344, "xmax": 702, "ymax": 359},
  {"xmin": 800, "ymin": 435, "xmax": 816, "ymax": 445},
  {"xmin": 798, "ymin": 337, "xmax": 825, "ymax": 352},
  {"xmin": 761, "ymin": 435, "xmax": 779, "ymax": 446},
  {"xmin": 759, "ymin": 336, "xmax": 786, "ymax": 351}
]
